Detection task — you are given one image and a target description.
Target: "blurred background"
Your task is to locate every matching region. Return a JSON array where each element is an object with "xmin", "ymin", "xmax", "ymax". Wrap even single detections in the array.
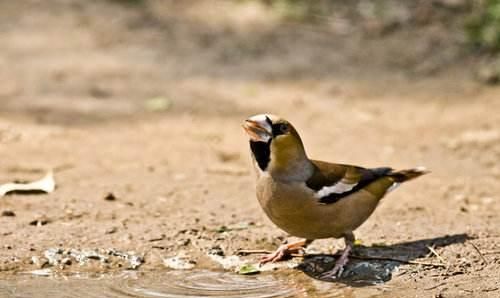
[
  {"xmin": 1, "ymin": 0, "xmax": 500, "ymax": 123},
  {"xmin": 0, "ymin": 1, "xmax": 499, "ymax": 294}
]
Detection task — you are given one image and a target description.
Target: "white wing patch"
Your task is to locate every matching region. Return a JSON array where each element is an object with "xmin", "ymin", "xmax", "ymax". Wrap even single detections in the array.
[
  {"xmin": 386, "ymin": 182, "xmax": 400, "ymax": 193},
  {"xmin": 314, "ymin": 180, "xmax": 358, "ymax": 199}
]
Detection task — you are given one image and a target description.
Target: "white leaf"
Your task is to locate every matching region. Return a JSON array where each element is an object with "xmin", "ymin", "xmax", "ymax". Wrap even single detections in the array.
[{"xmin": 0, "ymin": 171, "xmax": 55, "ymax": 197}]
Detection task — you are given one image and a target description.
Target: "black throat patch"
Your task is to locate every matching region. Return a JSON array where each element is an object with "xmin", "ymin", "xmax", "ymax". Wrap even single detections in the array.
[{"xmin": 250, "ymin": 140, "xmax": 271, "ymax": 171}]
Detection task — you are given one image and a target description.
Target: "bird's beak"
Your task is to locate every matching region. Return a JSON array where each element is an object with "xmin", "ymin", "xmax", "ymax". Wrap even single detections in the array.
[{"xmin": 242, "ymin": 116, "xmax": 272, "ymax": 142}]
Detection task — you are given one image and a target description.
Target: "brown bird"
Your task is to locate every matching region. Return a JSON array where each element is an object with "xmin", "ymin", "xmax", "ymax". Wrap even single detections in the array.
[{"xmin": 242, "ymin": 114, "xmax": 428, "ymax": 278}]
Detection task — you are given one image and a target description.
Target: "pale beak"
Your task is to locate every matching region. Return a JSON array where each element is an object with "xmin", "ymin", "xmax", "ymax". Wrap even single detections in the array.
[{"xmin": 242, "ymin": 115, "xmax": 272, "ymax": 142}]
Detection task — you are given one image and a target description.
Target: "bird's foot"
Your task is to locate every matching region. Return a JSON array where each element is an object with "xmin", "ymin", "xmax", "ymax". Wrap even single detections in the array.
[
  {"xmin": 259, "ymin": 239, "xmax": 309, "ymax": 264},
  {"xmin": 319, "ymin": 244, "xmax": 352, "ymax": 279},
  {"xmin": 259, "ymin": 244, "xmax": 290, "ymax": 264}
]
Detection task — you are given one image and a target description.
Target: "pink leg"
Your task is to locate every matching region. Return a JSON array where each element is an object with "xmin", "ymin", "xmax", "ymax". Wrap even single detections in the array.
[
  {"xmin": 320, "ymin": 232, "xmax": 355, "ymax": 279},
  {"xmin": 260, "ymin": 239, "xmax": 313, "ymax": 264}
]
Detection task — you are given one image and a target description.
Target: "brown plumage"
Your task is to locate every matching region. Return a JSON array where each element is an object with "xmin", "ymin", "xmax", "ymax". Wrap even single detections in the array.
[{"xmin": 242, "ymin": 114, "xmax": 428, "ymax": 279}]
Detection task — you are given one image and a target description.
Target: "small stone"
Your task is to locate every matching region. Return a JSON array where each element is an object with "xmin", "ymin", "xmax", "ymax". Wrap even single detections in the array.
[
  {"xmin": 31, "ymin": 256, "xmax": 49, "ymax": 269},
  {"xmin": 127, "ymin": 255, "xmax": 144, "ymax": 270},
  {"xmin": 208, "ymin": 245, "xmax": 225, "ymax": 256},
  {"xmin": 163, "ymin": 255, "xmax": 196, "ymax": 270},
  {"xmin": 44, "ymin": 248, "xmax": 63, "ymax": 266},
  {"xmin": 177, "ymin": 238, "xmax": 191, "ymax": 246},
  {"xmin": 1, "ymin": 210, "xmax": 16, "ymax": 217},
  {"xmin": 61, "ymin": 257, "xmax": 72, "ymax": 266},
  {"xmin": 29, "ymin": 216, "xmax": 51, "ymax": 226},
  {"xmin": 105, "ymin": 227, "xmax": 118, "ymax": 234},
  {"xmin": 104, "ymin": 193, "xmax": 117, "ymax": 201}
]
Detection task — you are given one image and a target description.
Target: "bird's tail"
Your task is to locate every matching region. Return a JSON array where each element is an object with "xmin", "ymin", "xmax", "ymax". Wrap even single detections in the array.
[{"xmin": 387, "ymin": 166, "xmax": 429, "ymax": 182}]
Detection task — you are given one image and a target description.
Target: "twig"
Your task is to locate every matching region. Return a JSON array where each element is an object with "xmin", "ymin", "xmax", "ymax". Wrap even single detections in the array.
[
  {"xmin": 470, "ymin": 242, "xmax": 488, "ymax": 264},
  {"xmin": 426, "ymin": 245, "xmax": 447, "ymax": 265},
  {"xmin": 148, "ymin": 236, "xmax": 166, "ymax": 242},
  {"xmin": 424, "ymin": 282, "xmax": 447, "ymax": 290},
  {"xmin": 236, "ymin": 249, "xmax": 302, "ymax": 257},
  {"xmin": 483, "ymin": 250, "xmax": 500, "ymax": 255},
  {"xmin": 151, "ymin": 245, "xmax": 170, "ymax": 250},
  {"xmin": 349, "ymin": 255, "xmax": 447, "ymax": 268},
  {"xmin": 236, "ymin": 249, "xmax": 271, "ymax": 255}
]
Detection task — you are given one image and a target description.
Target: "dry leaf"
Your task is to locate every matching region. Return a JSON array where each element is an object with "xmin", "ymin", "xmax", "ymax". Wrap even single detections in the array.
[
  {"xmin": 237, "ymin": 264, "xmax": 260, "ymax": 275},
  {"xmin": 0, "ymin": 171, "xmax": 55, "ymax": 197}
]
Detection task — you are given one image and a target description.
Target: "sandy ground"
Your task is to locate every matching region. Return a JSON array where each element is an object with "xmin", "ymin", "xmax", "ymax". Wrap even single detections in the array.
[{"xmin": 0, "ymin": 1, "xmax": 499, "ymax": 297}]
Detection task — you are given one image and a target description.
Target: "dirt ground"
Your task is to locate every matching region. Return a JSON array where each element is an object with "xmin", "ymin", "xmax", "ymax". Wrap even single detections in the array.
[{"xmin": 0, "ymin": 1, "xmax": 499, "ymax": 297}]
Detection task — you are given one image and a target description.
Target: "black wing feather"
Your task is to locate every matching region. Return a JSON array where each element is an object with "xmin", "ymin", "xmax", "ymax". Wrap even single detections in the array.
[{"xmin": 305, "ymin": 161, "xmax": 392, "ymax": 204}]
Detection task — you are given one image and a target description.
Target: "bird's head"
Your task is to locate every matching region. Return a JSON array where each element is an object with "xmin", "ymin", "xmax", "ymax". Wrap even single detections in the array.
[{"xmin": 242, "ymin": 114, "xmax": 312, "ymax": 180}]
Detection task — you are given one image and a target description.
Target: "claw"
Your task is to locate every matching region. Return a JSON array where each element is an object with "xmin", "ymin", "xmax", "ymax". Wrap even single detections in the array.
[
  {"xmin": 319, "ymin": 238, "xmax": 353, "ymax": 279},
  {"xmin": 259, "ymin": 239, "xmax": 312, "ymax": 265},
  {"xmin": 259, "ymin": 244, "xmax": 289, "ymax": 264},
  {"xmin": 319, "ymin": 253, "xmax": 349, "ymax": 279}
]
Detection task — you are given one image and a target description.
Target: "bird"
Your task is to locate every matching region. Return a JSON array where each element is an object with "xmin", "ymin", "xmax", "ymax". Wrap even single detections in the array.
[{"xmin": 242, "ymin": 114, "xmax": 428, "ymax": 279}]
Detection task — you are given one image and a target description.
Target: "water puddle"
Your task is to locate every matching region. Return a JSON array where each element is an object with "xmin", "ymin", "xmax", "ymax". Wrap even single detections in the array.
[
  {"xmin": 111, "ymin": 270, "xmax": 298, "ymax": 298},
  {"xmin": 0, "ymin": 269, "xmax": 396, "ymax": 298}
]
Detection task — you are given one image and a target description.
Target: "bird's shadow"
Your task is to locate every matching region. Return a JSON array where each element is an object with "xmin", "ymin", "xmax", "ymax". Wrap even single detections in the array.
[{"xmin": 297, "ymin": 233, "xmax": 470, "ymax": 286}]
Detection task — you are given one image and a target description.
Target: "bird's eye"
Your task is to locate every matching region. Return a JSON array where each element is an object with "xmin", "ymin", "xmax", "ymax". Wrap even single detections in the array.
[
  {"xmin": 271, "ymin": 122, "xmax": 289, "ymax": 136},
  {"xmin": 279, "ymin": 123, "xmax": 289, "ymax": 133}
]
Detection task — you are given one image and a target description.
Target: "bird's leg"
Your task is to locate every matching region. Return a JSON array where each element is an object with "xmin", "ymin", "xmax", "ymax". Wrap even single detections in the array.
[
  {"xmin": 260, "ymin": 239, "xmax": 313, "ymax": 264},
  {"xmin": 320, "ymin": 232, "xmax": 355, "ymax": 279}
]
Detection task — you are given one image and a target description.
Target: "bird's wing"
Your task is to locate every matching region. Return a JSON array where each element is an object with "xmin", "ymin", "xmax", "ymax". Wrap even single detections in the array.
[{"xmin": 305, "ymin": 160, "xmax": 393, "ymax": 204}]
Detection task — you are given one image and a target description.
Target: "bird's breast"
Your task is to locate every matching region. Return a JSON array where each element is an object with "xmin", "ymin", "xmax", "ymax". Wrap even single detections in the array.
[
  {"xmin": 255, "ymin": 176, "xmax": 383, "ymax": 239},
  {"xmin": 255, "ymin": 177, "xmax": 339, "ymax": 239}
]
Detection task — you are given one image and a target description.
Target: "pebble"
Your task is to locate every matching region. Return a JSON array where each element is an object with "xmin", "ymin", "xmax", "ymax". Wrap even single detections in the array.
[
  {"xmin": 1, "ymin": 210, "xmax": 16, "ymax": 217},
  {"xmin": 104, "ymin": 192, "xmax": 117, "ymax": 201},
  {"xmin": 163, "ymin": 255, "xmax": 196, "ymax": 270},
  {"xmin": 105, "ymin": 227, "xmax": 118, "ymax": 234},
  {"xmin": 35, "ymin": 247, "xmax": 145, "ymax": 270}
]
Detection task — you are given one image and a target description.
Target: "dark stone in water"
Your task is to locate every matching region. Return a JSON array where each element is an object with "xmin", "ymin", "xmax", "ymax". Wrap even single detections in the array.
[
  {"xmin": 297, "ymin": 254, "xmax": 400, "ymax": 285},
  {"xmin": 341, "ymin": 261, "xmax": 399, "ymax": 284}
]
